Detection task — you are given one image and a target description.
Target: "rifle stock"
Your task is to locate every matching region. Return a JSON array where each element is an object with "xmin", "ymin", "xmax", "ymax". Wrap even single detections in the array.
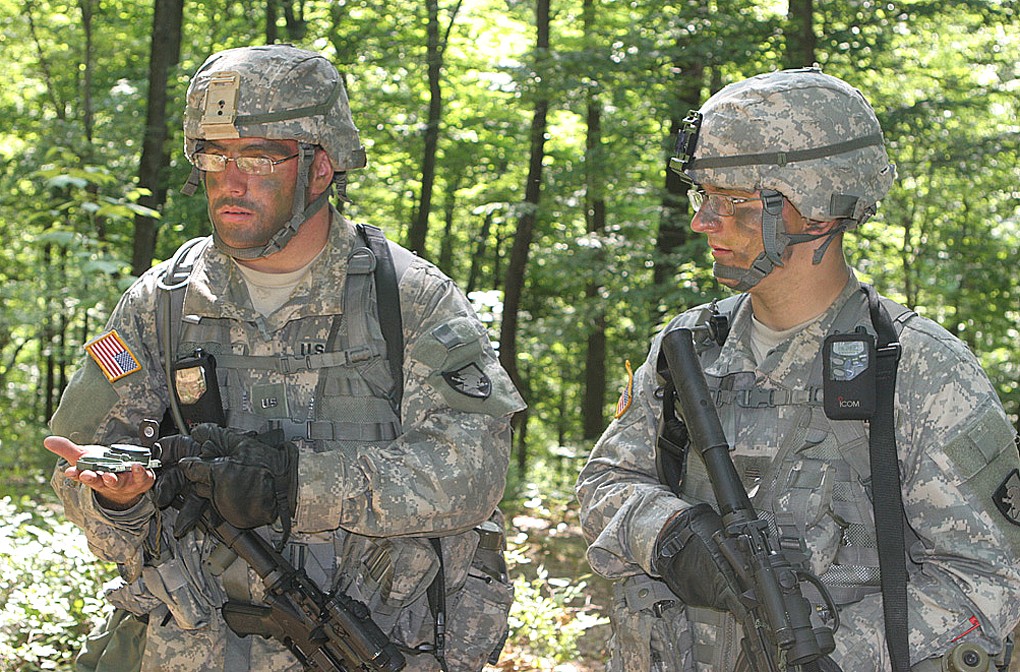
[{"xmin": 659, "ymin": 328, "xmax": 836, "ymax": 671}]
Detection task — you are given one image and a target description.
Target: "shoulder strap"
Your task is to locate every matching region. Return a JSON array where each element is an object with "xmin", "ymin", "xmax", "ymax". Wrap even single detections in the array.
[
  {"xmin": 356, "ymin": 223, "xmax": 451, "ymax": 667},
  {"xmin": 356, "ymin": 223, "xmax": 411, "ymax": 412},
  {"xmin": 862, "ymin": 283, "xmax": 911, "ymax": 672},
  {"xmin": 157, "ymin": 237, "xmax": 211, "ymax": 436}
]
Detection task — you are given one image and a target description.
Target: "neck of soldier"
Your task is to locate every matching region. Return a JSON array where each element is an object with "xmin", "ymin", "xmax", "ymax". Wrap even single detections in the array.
[
  {"xmin": 235, "ymin": 204, "xmax": 332, "ymax": 274},
  {"xmin": 748, "ymin": 237, "xmax": 851, "ymax": 331}
]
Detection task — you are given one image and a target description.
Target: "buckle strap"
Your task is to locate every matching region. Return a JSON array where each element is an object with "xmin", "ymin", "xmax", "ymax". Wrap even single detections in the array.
[
  {"xmin": 214, "ymin": 346, "xmax": 382, "ymax": 374},
  {"xmin": 714, "ymin": 387, "xmax": 823, "ymax": 408},
  {"xmin": 275, "ymin": 419, "xmax": 401, "ymax": 442}
]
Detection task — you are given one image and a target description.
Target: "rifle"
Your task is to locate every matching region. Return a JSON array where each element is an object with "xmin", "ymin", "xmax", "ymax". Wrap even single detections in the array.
[
  {"xmin": 659, "ymin": 328, "xmax": 838, "ymax": 672},
  {"xmin": 202, "ymin": 511, "xmax": 406, "ymax": 672},
  {"xmin": 128, "ymin": 419, "xmax": 405, "ymax": 672}
]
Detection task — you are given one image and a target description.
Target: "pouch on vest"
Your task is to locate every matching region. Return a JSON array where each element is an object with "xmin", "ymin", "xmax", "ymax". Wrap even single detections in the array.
[{"xmin": 172, "ymin": 349, "xmax": 226, "ymax": 430}]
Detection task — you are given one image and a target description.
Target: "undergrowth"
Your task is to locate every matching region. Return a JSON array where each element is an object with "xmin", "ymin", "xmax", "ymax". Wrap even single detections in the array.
[{"xmin": 0, "ymin": 489, "xmax": 607, "ymax": 671}]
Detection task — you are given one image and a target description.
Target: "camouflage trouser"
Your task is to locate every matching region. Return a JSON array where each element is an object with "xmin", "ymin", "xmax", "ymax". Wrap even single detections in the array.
[{"xmin": 606, "ymin": 574, "xmax": 696, "ymax": 672}]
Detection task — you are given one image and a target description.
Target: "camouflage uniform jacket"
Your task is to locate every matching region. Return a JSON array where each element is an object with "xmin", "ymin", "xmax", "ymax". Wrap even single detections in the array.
[
  {"xmin": 51, "ymin": 213, "xmax": 526, "ymax": 671},
  {"xmin": 576, "ymin": 275, "xmax": 1020, "ymax": 671}
]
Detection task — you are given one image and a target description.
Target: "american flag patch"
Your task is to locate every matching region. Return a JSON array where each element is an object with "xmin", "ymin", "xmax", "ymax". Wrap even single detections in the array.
[
  {"xmin": 614, "ymin": 360, "xmax": 634, "ymax": 419},
  {"xmin": 85, "ymin": 330, "xmax": 142, "ymax": 383}
]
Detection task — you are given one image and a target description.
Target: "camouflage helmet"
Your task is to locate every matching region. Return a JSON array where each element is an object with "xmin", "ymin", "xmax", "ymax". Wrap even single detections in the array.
[
  {"xmin": 183, "ymin": 44, "xmax": 367, "ymax": 172},
  {"xmin": 673, "ymin": 67, "xmax": 895, "ymax": 226}
]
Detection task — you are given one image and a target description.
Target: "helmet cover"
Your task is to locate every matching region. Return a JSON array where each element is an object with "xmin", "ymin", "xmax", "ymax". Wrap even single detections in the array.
[
  {"xmin": 184, "ymin": 44, "xmax": 367, "ymax": 172},
  {"xmin": 683, "ymin": 67, "xmax": 895, "ymax": 226}
]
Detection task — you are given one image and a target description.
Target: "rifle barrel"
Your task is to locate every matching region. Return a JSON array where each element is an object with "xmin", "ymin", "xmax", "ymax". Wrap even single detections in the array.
[{"xmin": 660, "ymin": 328, "xmax": 754, "ymax": 520}]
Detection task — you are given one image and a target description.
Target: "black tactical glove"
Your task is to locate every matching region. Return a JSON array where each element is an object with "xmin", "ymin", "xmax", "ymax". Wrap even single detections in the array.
[
  {"xmin": 151, "ymin": 434, "xmax": 202, "ymax": 509},
  {"xmin": 176, "ymin": 424, "xmax": 298, "ymax": 546},
  {"xmin": 654, "ymin": 503, "xmax": 744, "ymax": 612}
]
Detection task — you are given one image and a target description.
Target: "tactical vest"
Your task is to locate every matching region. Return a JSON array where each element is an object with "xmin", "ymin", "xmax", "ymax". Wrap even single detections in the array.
[
  {"xmin": 664, "ymin": 291, "xmax": 917, "ymax": 670},
  {"xmin": 153, "ymin": 229, "xmax": 510, "ymax": 670},
  {"xmin": 157, "ymin": 226, "xmax": 411, "ymax": 595}
]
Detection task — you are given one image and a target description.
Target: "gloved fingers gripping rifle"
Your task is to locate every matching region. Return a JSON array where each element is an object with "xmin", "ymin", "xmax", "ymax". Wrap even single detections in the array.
[
  {"xmin": 655, "ymin": 503, "xmax": 746, "ymax": 613},
  {"xmin": 658, "ymin": 328, "xmax": 840, "ymax": 672}
]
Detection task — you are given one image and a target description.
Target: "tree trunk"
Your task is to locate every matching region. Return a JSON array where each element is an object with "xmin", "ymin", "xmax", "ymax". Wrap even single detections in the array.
[
  {"xmin": 466, "ymin": 209, "xmax": 494, "ymax": 295},
  {"xmin": 80, "ymin": 0, "xmax": 105, "ymax": 239},
  {"xmin": 406, "ymin": 0, "xmax": 446, "ymax": 256},
  {"xmin": 438, "ymin": 188, "xmax": 457, "ymax": 276},
  {"xmin": 500, "ymin": 96, "xmax": 549, "ymax": 385},
  {"xmin": 266, "ymin": 0, "xmax": 278, "ymax": 43},
  {"xmin": 42, "ymin": 244, "xmax": 57, "ymax": 422},
  {"xmin": 785, "ymin": 0, "xmax": 816, "ymax": 68},
  {"xmin": 282, "ymin": 0, "xmax": 307, "ymax": 42},
  {"xmin": 131, "ymin": 0, "xmax": 184, "ymax": 276},
  {"xmin": 653, "ymin": 56, "xmax": 703, "ymax": 302},
  {"xmin": 581, "ymin": 0, "xmax": 607, "ymax": 441},
  {"xmin": 500, "ymin": 0, "xmax": 551, "ymax": 472}
]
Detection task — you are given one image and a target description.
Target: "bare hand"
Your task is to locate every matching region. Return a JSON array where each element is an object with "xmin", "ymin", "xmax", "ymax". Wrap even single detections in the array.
[{"xmin": 44, "ymin": 436, "xmax": 155, "ymax": 510}]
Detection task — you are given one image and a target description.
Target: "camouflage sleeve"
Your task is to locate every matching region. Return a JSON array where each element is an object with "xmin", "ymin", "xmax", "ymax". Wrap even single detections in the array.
[
  {"xmin": 831, "ymin": 317, "xmax": 1020, "ymax": 668},
  {"xmin": 48, "ymin": 266, "xmax": 171, "ymax": 572},
  {"xmin": 293, "ymin": 259, "xmax": 526, "ymax": 537},
  {"xmin": 575, "ymin": 329, "xmax": 689, "ymax": 579}
]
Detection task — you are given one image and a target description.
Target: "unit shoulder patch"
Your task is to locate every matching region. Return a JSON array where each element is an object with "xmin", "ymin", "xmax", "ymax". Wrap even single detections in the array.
[
  {"xmin": 85, "ymin": 330, "xmax": 142, "ymax": 383},
  {"xmin": 442, "ymin": 362, "xmax": 492, "ymax": 399},
  {"xmin": 993, "ymin": 468, "xmax": 1020, "ymax": 527}
]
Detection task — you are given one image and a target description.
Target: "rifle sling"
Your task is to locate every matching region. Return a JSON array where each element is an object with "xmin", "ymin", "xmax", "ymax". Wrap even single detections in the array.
[{"xmin": 863, "ymin": 283, "xmax": 910, "ymax": 672}]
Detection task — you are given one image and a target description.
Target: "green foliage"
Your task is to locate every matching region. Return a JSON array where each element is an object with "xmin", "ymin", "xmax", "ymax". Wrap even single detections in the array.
[
  {"xmin": 3, "ymin": 0, "xmax": 1018, "ymax": 474},
  {"xmin": 1, "ymin": 149, "xmax": 145, "ymax": 480},
  {"xmin": 0, "ymin": 489, "xmax": 607, "ymax": 670},
  {"xmin": 0, "ymin": 496, "xmax": 115, "ymax": 672},
  {"xmin": 505, "ymin": 553, "xmax": 608, "ymax": 666},
  {"xmin": 1, "ymin": 12, "xmax": 1018, "ymax": 665},
  {"xmin": 501, "ymin": 474, "xmax": 610, "ymax": 668}
]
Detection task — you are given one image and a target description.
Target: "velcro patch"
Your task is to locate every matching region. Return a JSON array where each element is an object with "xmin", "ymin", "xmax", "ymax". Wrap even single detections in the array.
[
  {"xmin": 993, "ymin": 468, "xmax": 1020, "ymax": 526},
  {"xmin": 442, "ymin": 363, "xmax": 491, "ymax": 399},
  {"xmin": 85, "ymin": 330, "xmax": 142, "ymax": 383}
]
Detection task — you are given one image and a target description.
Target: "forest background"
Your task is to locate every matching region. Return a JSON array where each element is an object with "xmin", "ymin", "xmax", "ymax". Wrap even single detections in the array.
[{"xmin": 0, "ymin": 0, "xmax": 1018, "ymax": 669}]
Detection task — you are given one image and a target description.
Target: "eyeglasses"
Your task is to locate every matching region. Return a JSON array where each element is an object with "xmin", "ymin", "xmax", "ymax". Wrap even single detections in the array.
[
  {"xmin": 193, "ymin": 152, "xmax": 300, "ymax": 176},
  {"xmin": 688, "ymin": 188, "xmax": 762, "ymax": 217}
]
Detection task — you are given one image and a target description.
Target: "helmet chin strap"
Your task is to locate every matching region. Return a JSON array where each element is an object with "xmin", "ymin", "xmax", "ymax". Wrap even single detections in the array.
[
  {"xmin": 712, "ymin": 189, "xmax": 846, "ymax": 291},
  {"xmin": 211, "ymin": 143, "xmax": 331, "ymax": 261}
]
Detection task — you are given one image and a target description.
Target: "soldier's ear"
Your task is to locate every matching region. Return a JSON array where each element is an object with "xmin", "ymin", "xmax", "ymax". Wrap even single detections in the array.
[{"xmin": 310, "ymin": 148, "xmax": 334, "ymax": 194}]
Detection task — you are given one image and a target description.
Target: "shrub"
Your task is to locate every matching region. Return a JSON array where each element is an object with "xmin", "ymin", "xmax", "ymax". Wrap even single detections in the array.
[
  {"xmin": 502, "ymin": 544, "xmax": 609, "ymax": 669},
  {"xmin": 0, "ymin": 496, "xmax": 115, "ymax": 671}
]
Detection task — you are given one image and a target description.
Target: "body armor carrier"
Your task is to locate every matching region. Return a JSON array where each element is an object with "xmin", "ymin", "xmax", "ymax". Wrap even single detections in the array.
[
  {"xmin": 657, "ymin": 290, "xmax": 918, "ymax": 669},
  {"xmin": 152, "ymin": 228, "xmax": 509, "ymax": 669}
]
